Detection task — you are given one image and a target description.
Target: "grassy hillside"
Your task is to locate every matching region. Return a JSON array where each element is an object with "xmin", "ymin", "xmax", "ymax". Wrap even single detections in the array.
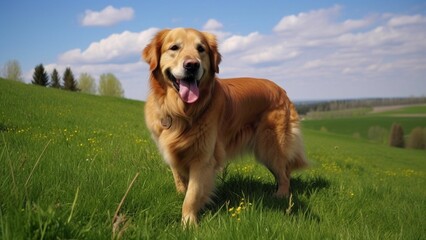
[{"xmin": 1, "ymin": 79, "xmax": 425, "ymax": 239}]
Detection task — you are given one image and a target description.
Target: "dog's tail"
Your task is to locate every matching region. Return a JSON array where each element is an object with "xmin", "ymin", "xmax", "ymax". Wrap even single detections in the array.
[{"xmin": 288, "ymin": 103, "xmax": 309, "ymax": 171}]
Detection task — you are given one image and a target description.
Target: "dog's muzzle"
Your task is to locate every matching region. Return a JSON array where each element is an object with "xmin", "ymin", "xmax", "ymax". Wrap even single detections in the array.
[{"xmin": 166, "ymin": 59, "xmax": 201, "ymax": 104}]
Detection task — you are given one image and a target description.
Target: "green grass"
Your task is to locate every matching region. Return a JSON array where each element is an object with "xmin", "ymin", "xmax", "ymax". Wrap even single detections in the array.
[{"xmin": 1, "ymin": 78, "xmax": 425, "ymax": 239}]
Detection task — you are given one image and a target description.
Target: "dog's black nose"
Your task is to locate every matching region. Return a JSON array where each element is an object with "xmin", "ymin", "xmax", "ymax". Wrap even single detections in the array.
[{"xmin": 183, "ymin": 59, "xmax": 200, "ymax": 73}]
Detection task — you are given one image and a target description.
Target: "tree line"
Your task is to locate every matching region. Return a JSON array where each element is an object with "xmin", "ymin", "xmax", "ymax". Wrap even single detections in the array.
[{"xmin": 1, "ymin": 60, "xmax": 124, "ymax": 98}]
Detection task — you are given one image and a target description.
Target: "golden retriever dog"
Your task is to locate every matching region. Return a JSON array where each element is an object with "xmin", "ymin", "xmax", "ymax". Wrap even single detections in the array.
[{"xmin": 142, "ymin": 28, "xmax": 307, "ymax": 225}]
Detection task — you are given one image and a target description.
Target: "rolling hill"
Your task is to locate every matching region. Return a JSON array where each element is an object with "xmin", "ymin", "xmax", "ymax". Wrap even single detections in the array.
[{"xmin": 1, "ymin": 78, "xmax": 425, "ymax": 239}]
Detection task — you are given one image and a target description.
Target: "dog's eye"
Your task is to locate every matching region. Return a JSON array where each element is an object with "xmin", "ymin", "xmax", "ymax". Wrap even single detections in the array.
[
  {"xmin": 169, "ymin": 45, "xmax": 180, "ymax": 51},
  {"xmin": 197, "ymin": 45, "xmax": 205, "ymax": 53}
]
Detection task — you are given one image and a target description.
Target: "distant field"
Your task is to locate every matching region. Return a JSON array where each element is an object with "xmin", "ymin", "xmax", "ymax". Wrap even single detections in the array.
[
  {"xmin": 373, "ymin": 105, "xmax": 426, "ymax": 117},
  {"xmin": 371, "ymin": 104, "xmax": 426, "ymax": 115},
  {"xmin": 1, "ymin": 79, "xmax": 425, "ymax": 239},
  {"xmin": 302, "ymin": 105, "xmax": 426, "ymax": 142}
]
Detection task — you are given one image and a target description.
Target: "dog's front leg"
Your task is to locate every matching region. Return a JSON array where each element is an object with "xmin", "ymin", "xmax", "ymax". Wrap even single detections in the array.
[
  {"xmin": 181, "ymin": 159, "xmax": 215, "ymax": 226},
  {"xmin": 171, "ymin": 167, "xmax": 188, "ymax": 194}
]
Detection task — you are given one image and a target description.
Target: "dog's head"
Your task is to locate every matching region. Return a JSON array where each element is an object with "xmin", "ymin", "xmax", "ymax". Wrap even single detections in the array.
[{"xmin": 143, "ymin": 28, "xmax": 221, "ymax": 104}]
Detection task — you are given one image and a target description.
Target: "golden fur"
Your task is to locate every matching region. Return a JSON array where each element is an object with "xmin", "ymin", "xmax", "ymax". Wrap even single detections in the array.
[{"xmin": 142, "ymin": 28, "xmax": 307, "ymax": 225}]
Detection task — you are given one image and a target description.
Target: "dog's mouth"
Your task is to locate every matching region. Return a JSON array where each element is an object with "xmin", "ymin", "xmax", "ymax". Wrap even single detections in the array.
[{"xmin": 166, "ymin": 69, "xmax": 200, "ymax": 104}]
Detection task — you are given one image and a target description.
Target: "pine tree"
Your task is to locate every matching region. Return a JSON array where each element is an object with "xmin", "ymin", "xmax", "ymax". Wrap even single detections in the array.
[
  {"xmin": 50, "ymin": 68, "xmax": 61, "ymax": 88},
  {"xmin": 32, "ymin": 64, "xmax": 49, "ymax": 86},
  {"xmin": 389, "ymin": 123, "xmax": 404, "ymax": 148},
  {"xmin": 63, "ymin": 67, "xmax": 78, "ymax": 91}
]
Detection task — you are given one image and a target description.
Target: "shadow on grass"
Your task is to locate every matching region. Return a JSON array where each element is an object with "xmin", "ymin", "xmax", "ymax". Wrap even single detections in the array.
[
  {"xmin": 0, "ymin": 123, "xmax": 9, "ymax": 132},
  {"xmin": 209, "ymin": 174, "xmax": 330, "ymax": 222}
]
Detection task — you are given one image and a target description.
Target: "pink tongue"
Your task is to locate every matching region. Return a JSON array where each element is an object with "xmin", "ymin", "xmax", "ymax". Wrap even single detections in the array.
[{"xmin": 179, "ymin": 79, "xmax": 199, "ymax": 103}]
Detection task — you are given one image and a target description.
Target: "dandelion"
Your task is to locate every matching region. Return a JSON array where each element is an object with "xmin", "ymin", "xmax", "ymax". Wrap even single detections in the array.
[
  {"xmin": 322, "ymin": 162, "xmax": 342, "ymax": 173},
  {"xmin": 88, "ymin": 138, "xmax": 96, "ymax": 145},
  {"xmin": 17, "ymin": 128, "xmax": 26, "ymax": 134},
  {"xmin": 402, "ymin": 169, "xmax": 421, "ymax": 177},
  {"xmin": 228, "ymin": 197, "xmax": 252, "ymax": 221},
  {"xmin": 384, "ymin": 170, "xmax": 397, "ymax": 176}
]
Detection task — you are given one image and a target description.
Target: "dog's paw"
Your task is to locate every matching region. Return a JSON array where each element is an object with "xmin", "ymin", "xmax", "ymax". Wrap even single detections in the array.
[
  {"xmin": 273, "ymin": 190, "xmax": 290, "ymax": 198},
  {"xmin": 181, "ymin": 214, "xmax": 198, "ymax": 228}
]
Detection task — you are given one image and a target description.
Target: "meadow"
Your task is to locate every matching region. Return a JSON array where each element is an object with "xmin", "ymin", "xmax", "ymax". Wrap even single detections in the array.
[
  {"xmin": 1, "ymin": 79, "xmax": 425, "ymax": 239},
  {"xmin": 302, "ymin": 106, "xmax": 426, "ymax": 144}
]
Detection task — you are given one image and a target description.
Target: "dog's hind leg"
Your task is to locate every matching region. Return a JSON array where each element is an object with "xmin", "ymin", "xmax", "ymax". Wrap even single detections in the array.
[
  {"xmin": 254, "ymin": 129, "xmax": 292, "ymax": 197},
  {"xmin": 253, "ymin": 108, "xmax": 296, "ymax": 198},
  {"xmin": 181, "ymin": 159, "xmax": 216, "ymax": 226},
  {"xmin": 258, "ymin": 154, "xmax": 291, "ymax": 198}
]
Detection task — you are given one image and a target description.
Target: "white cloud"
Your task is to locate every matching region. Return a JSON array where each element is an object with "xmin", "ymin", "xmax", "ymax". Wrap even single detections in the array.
[
  {"xmin": 274, "ymin": 5, "xmax": 341, "ymax": 34},
  {"xmin": 40, "ymin": 28, "xmax": 159, "ymax": 100},
  {"xmin": 273, "ymin": 5, "xmax": 372, "ymax": 38},
  {"xmin": 59, "ymin": 28, "xmax": 159, "ymax": 64},
  {"xmin": 387, "ymin": 14, "xmax": 426, "ymax": 27},
  {"xmin": 242, "ymin": 47, "xmax": 299, "ymax": 65},
  {"xmin": 203, "ymin": 19, "xmax": 223, "ymax": 31},
  {"xmin": 81, "ymin": 5, "xmax": 134, "ymax": 27},
  {"xmin": 45, "ymin": 6, "xmax": 426, "ymax": 100},
  {"xmin": 218, "ymin": 6, "xmax": 426, "ymax": 99},
  {"xmin": 201, "ymin": 19, "xmax": 231, "ymax": 41},
  {"xmin": 220, "ymin": 32, "xmax": 263, "ymax": 54}
]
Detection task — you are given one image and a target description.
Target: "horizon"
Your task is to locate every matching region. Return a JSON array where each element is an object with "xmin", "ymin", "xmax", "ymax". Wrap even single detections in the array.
[{"xmin": 3, "ymin": 77, "xmax": 425, "ymax": 104}]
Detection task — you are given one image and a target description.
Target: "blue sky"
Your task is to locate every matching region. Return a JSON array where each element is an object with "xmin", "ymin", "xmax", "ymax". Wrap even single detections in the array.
[{"xmin": 1, "ymin": 0, "xmax": 426, "ymax": 100}]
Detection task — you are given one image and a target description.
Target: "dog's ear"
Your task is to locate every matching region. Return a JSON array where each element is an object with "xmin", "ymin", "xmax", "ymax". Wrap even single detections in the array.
[
  {"xmin": 203, "ymin": 32, "xmax": 222, "ymax": 74},
  {"xmin": 142, "ymin": 29, "xmax": 170, "ymax": 71}
]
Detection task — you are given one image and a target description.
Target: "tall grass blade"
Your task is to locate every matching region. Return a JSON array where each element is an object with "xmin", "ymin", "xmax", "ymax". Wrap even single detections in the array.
[
  {"xmin": 112, "ymin": 172, "xmax": 140, "ymax": 239},
  {"xmin": 25, "ymin": 139, "xmax": 51, "ymax": 187},
  {"xmin": 67, "ymin": 186, "xmax": 80, "ymax": 223},
  {"xmin": 2, "ymin": 134, "xmax": 18, "ymax": 200}
]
